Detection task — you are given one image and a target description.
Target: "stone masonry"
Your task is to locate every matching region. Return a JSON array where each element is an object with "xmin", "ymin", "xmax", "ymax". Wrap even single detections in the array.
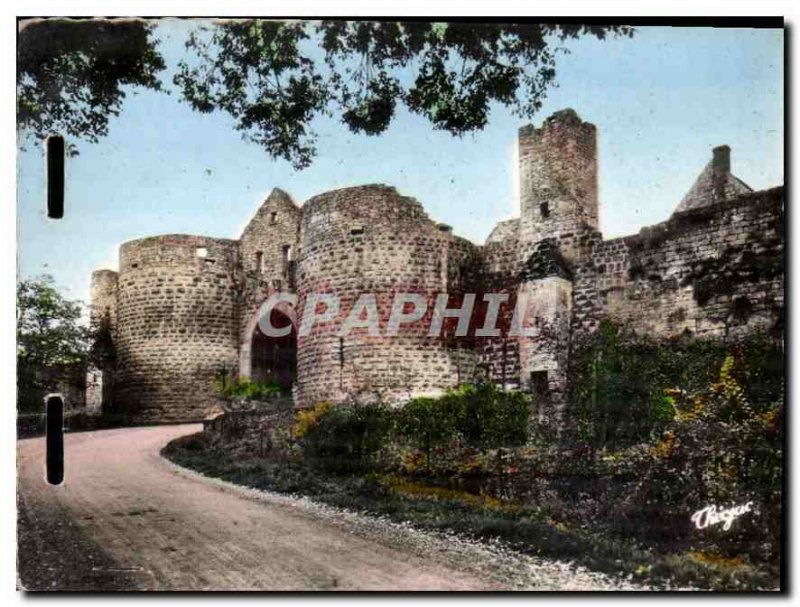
[{"xmin": 89, "ymin": 109, "xmax": 784, "ymax": 425}]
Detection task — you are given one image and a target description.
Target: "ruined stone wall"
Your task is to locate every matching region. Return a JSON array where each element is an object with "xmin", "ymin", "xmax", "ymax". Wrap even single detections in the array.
[
  {"xmin": 94, "ymin": 109, "xmax": 783, "ymax": 425},
  {"xmin": 203, "ymin": 397, "xmax": 296, "ymax": 458},
  {"xmin": 86, "ymin": 269, "xmax": 119, "ymax": 413},
  {"xmin": 89, "ymin": 269, "xmax": 119, "ymax": 330},
  {"xmin": 294, "ymin": 185, "xmax": 479, "ymax": 408},
  {"xmin": 480, "ymin": 219, "xmax": 522, "ymax": 388},
  {"xmin": 115, "ymin": 235, "xmax": 240, "ymax": 423},
  {"xmin": 573, "ymin": 187, "xmax": 784, "ymax": 341},
  {"xmin": 484, "ymin": 218, "xmax": 522, "ymax": 279}
]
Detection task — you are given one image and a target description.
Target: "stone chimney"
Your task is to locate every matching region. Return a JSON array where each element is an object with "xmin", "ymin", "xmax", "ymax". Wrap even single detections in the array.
[{"xmin": 712, "ymin": 145, "xmax": 731, "ymax": 202}]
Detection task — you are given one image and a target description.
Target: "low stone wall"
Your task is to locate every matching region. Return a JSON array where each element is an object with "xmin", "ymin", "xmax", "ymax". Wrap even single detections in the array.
[{"xmin": 203, "ymin": 398, "xmax": 296, "ymax": 458}]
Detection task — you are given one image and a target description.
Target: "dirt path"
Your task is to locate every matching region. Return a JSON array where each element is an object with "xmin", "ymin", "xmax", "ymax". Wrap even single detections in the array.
[{"xmin": 17, "ymin": 425, "xmax": 505, "ymax": 591}]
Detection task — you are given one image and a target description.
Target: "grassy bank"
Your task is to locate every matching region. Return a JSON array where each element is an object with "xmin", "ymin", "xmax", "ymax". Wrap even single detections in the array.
[{"xmin": 162, "ymin": 432, "xmax": 777, "ymax": 591}]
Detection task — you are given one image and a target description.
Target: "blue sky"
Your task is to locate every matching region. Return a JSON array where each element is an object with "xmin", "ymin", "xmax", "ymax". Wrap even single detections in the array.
[{"xmin": 17, "ymin": 22, "xmax": 783, "ymax": 305}]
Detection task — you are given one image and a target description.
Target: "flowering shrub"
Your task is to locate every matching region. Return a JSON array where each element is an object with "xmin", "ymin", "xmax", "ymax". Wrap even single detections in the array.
[
  {"xmin": 632, "ymin": 350, "xmax": 782, "ymax": 564},
  {"xmin": 383, "ymin": 342, "xmax": 782, "ymax": 570},
  {"xmin": 567, "ymin": 321, "xmax": 783, "ymax": 451},
  {"xmin": 291, "ymin": 402, "xmax": 332, "ymax": 439},
  {"xmin": 638, "ymin": 352, "xmax": 782, "ymax": 508}
]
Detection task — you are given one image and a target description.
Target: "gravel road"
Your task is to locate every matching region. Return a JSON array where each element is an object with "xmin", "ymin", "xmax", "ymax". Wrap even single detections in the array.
[{"xmin": 17, "ymin": 424, "xmax": 651, "ymax": 591}]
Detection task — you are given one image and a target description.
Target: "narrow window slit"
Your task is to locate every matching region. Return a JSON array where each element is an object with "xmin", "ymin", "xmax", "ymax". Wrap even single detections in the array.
[{"xmin": 540, "ymin": 202, "xmax": 550, "ymax": 219}]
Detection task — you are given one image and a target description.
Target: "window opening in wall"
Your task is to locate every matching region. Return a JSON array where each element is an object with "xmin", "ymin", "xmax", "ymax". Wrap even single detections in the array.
[
  {"xmin": 540, "ymin": 202, "xmax": 550, "ymax": 218},
  {"xmin": 350, "ymin": 225, "xmax": 365, "ymax": 236},
  {"xmin": 530, "ymin": 370, "xmax": 550, "ymax": 420},
  {"xmin": 269, "ymin": 211, "xmax": 278, "ymax": 224},
  {"xmin": 255, "ymin": 251, "xmax": 263, "ymax": 272},
  {"xmin": 530, "ymin": 370, "xmax": 549, "ymax": 399},
  {"xmin": 282, "ymin": 245, "xmax": 292, "ymax": 276}
]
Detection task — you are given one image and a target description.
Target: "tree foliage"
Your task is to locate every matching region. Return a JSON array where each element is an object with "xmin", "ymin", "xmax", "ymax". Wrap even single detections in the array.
[
  {"xmin": 17, "ymin": 275, "xmax": 89, "ymax": 411},
  {"xmin": 175, "ymin": 20, "xmax": 633, "ymax": 168},
  {"xmin": 641, "ymin": 352, "xmax": 783, "ymax": 508},
  {"xmin": 18, "ymin": 19, "xmax": 632, "ymax": 167},
  {"xmin": 17, "ymin": 18, "xmax": 165, "ymax": 154}
]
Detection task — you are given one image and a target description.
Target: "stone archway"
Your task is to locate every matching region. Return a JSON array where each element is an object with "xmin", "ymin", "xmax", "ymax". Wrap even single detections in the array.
[
  {"xmin": 240, "ymin": 299, "xmax": 298, "ymax": 389},
  {"xmin": 250, "ymin": 308, "xmax": 297, "ymax": 389}
]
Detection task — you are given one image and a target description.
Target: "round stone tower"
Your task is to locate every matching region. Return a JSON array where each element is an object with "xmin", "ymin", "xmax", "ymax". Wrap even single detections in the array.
[
  {"xmin": 294, "ymin": 185, "xmax": 478, "ymax": 408},
  {"xmin": 114, "ymin": 234, "xmax": 239, "ymax": 423}
]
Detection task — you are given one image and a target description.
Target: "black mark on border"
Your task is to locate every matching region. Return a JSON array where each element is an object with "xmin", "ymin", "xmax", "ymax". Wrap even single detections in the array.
[
  {"xmin": 46, "ymin": 136, "xmax": 64, "ymax": 219},
  {"xmin": 45, "ymin": 394, "xmax": 64, "ymax": 485}
]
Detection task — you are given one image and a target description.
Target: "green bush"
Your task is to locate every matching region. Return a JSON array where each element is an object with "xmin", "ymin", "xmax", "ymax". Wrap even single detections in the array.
[
  {"xmin": 299, "ymin": 403, "xmax": 394, "ymax": 473},
  {"xmin": 397, "ymin": 384, "xmax": 532, "ymax": 465},
  {"xmin": 450, "ymin": 384, "xmax": 531, "ymax": 448},
  {"xmin": 396, "ymin": 396, "xmax": 460, "ymax": 467},
  {"xmin": 215, "ymin": 376, "xmax": 282, "ymax": 400},
  {"xmin": 734, "ymin": 333, "xmax": 785, "ymax": 408},
  {"xmin": 555, "ymin": 322, "xmax": 783, "ymax": 565}
]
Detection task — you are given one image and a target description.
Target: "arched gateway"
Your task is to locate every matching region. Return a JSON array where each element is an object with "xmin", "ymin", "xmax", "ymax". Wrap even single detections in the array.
[{"xmin": 240, "ymin": 300, "xmax": 297, "ymax": 390}]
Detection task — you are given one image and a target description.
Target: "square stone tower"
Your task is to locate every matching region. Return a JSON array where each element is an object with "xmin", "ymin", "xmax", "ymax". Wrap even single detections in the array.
[
  {"xmin": 518, "ymin": 109, "xmax": 598, "ymax": 263},
  {"xmin": 514, "ymin": 109, "xmax": 598, "ymax": 427}
]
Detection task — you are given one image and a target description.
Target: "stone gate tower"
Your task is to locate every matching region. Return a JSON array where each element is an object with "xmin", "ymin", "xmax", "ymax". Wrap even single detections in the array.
[
  {"xmin": 515, "ymin": 110, "xmax": 599, "ymax": 422},
  {"xmin": 518, "ymin": 109, "xmax": 599, "ymax": 262}
]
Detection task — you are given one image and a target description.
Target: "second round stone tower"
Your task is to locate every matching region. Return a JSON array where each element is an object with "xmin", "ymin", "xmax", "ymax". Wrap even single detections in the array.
[
  {"xmin": 114, "ymin": 235, "xmax": 240, "ymax": 423},
  {"xmin": 293, "ymin": 185, "xmax": 479, "ymax": 407}
]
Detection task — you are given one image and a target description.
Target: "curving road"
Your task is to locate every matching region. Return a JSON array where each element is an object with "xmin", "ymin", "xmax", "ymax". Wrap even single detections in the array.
[{"xmin": 17, "ymin": 425, "xmax": 503, "ymax": 591}]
